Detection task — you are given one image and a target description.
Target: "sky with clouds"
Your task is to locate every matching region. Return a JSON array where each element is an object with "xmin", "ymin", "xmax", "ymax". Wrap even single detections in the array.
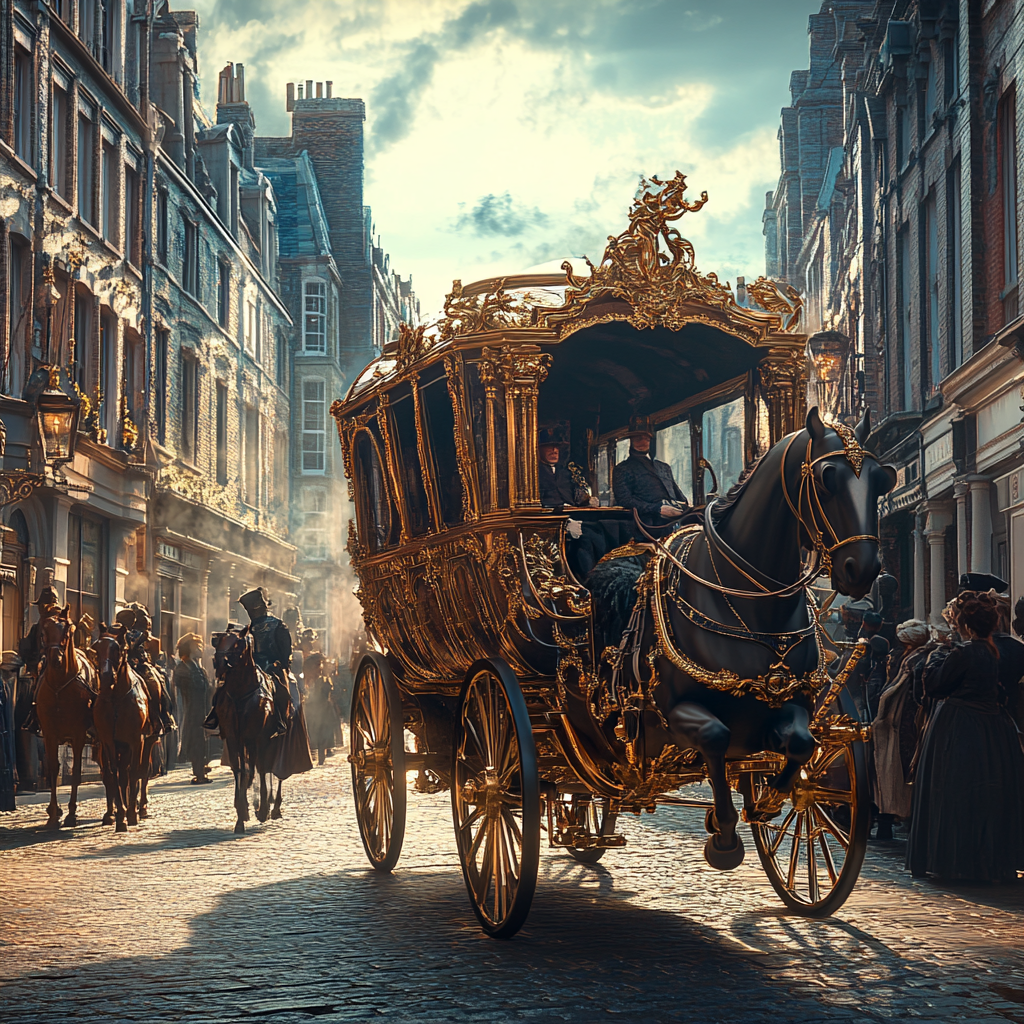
[{"xmin": 186, "ymin": 0, "xmax": 825, "ymax": 318}]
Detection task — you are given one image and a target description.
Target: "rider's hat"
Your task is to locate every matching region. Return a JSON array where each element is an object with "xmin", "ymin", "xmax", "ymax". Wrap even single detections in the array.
[
  {"xmin": 626, "ymin": 414, "xmax": 654, "ymax": 439},
  {"xmin": 115, "ymin": 606, "xmax": 138, "ymax": 629},
  {"xmin": 176, "ymin": 632, "xmax": 204, "ymax": 656},
  {"xmin": 238, "ymin": 587, "xmax": 271, "ymax": 618},
  {"xmin": 958, "ymin": 572, "xmax": 1008, "ymax": 594}
]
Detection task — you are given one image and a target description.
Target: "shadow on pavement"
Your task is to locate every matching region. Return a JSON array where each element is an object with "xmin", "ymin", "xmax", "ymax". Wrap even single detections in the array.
[{"xmin": 0, "ymin": 865, "xmax": 866, "ymax": 1024}]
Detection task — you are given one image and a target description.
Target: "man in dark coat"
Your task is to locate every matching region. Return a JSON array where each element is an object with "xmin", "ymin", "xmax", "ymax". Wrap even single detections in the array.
[
  {"xmin": 612, "ymin": 415, "xmax": 688, "ymax": 528},
  {"xmin": 173, "ymin": 632, "xmax": 211, "ymax": 783},
  {"xmin": 537, "ymin": 428, "xmax": 597, "ymax": 508}
]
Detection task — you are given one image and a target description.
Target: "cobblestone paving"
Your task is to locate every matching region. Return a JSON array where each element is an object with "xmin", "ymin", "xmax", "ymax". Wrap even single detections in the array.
[{"xmin": 1, "ymin": 756, "xmax": 1022, "ymax": 1024}]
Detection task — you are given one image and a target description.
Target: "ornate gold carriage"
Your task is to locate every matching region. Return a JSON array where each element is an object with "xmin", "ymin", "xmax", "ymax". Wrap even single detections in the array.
[{"xmin": 331, "ymin": 175, "xmax": 869, "ymax": 938}]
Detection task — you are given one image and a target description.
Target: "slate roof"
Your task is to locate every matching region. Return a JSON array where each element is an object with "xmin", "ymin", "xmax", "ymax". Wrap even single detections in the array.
[{"xmin": 258, "ymin": 151, "xmax": 332, "ymax": 260}]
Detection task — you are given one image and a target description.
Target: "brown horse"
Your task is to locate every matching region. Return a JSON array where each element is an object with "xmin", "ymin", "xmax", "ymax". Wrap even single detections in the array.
[
  {"xmin": 213, "ymin": 627, "xmax": 282, "ymax": 833},
  {"xmin": 93, "ymin": 626, "xmax": 157, "ymax": 832},
  {"xmin": 35, "ymin": 607, "xmax": 98, "ymax": 827}
]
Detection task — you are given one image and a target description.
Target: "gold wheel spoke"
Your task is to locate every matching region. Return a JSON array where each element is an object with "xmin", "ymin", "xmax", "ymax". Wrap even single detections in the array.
[
  {"xmin": 811, "ymin": 809, "xmax": 839, "ymax": 885},
  {"xmin": 458, "ymin": 803, "xmax": 486, "ymax": 834},
  {"xmin": 467, "ymin": 813, "xmax": 489, "ymax": 862},
  {"xmin": 786, "ymin": 813, "xmax": 804, "ymax": 890},
  {"xmin": 807, "ymin": 827, "xmax": 819, "ymax": 904},
  {"xmin": 764, "ymin": 808, "xmax": 797, "ymax": 856},
  {"xmin": 462, "ymin": 717, "xmax": 488, "ymax": 763},
  {"xmin": 475, "ymin": 823, "xmax": 494, "ymax": 907},
  {"xmin": 807, "ymin": 744, "xmax": 846, "ymax": 777},
  {"xmin": 806, "ymin": 785, "xmax": 854, "ymax": 805},
  {"xmin": 814, "ymin": 804, "xmax": 851, "ymax": 849},
  {"xmin": 500, "ymin": 804, "xmax": 523, "ymax": 848}
]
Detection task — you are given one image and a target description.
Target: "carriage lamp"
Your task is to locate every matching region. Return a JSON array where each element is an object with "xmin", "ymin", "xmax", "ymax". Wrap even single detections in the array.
[
  {"xmin": 35, "ymin": 367, "xmax": 81, "ymax": 467},
  {"xmin": 807, "ymin": 330, "xmax": 851, "ymax": 419}
]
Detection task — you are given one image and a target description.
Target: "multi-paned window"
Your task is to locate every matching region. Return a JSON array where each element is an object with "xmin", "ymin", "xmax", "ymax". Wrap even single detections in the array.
[
  {"xmin": 124, "ymin": 159, "xmax": 140, "ymax": 265},
  {"xmin": 243, "ymin": 295, "xmax": 257, "ymax": 355},
  {"xmin": 216, "ymin": 382, "xmax": 228, "ymax": 485},
  {"xmin": 182, "ymin": 217, "xmax": 199, "ymax": 296},
  {"xmin": 156, "ymin": 189, "xmax": 168, "ymax": 263},
  {"xmin": 101, "ymin": 139, "xmax": 118, "ymax": 244},
  {"xmin": 217, "ymin": 261, "xmax": 230, "ymax": 328},
  {"xmin": 13, "ymin": 47, "xmax": 31, "ymax": 163},
  {"xmin": 67, "ymin": 511, "xmax": 106, "ymax": 626},
  {"xmin": 244, "ymin": 406, "xmax": 259, "ymax": 505},
  {"xmin": 303, "ymin": 281, "xmax": 327, "ymax": 353},
  {"xmin": 180, "ymin": 352, "xmax": 198, "ymax": 462},
  {"xmin": 155, "ymin": 327, "xmax": 169, "ymax": 442},
  {"xmin": 1001, "ymin": 88, "xmax": 1019, "ymax": 323},
  {"xmin": 301, "ymin": 379, "xmax": 326, "ymax": 474},
  {"xmin": 52, "ymin": 83, "xmax": 70, "ymax": 196},
  {"xmin": 303, "ymin": 488, "xmax": 327, "ymax": 561},
  {"xmin": 78, "ymin": 109, "xmax": 95, "ymax": 225}
]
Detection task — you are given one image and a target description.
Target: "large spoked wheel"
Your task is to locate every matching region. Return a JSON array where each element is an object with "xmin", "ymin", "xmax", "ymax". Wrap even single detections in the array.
[
  {"xmin": 350, "ymin": 653, "xmax": 407, "ymax": 873},
  {"xmin": 564, "ymin": 794, "xmax": 618, "ymax": 865},
  {"xmin": 452, "ymin": 658, "xmax": 540, "ymax": 939},
  {"xmin": 745, "ymin": 691, "xmax": 869, "ymax": 917}
]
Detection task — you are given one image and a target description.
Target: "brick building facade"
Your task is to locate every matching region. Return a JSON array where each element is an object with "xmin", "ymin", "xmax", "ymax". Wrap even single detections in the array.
[
  {"xmin": 767, "ymin": 0, "xmax": 1024, "ymax": 622},
  {"xmin": 0, "ymin": 0, "xmax": 417, "ymax": 711}
]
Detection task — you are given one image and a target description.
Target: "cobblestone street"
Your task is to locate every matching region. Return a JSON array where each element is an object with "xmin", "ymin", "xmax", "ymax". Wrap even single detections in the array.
[{"xmin": 1, "ymin": 755, "xmax": 1022, "ymax": 1024}]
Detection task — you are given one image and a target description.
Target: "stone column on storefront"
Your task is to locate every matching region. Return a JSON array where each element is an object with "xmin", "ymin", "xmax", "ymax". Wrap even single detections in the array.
[
  {"xmin": 925, "ymin": 505, "xmax": 953, "ymax": 624},
  {"xmin": 913, "ymin": 508, "xmax": 927, "ymax": 621},
  {"xmin": 968, "ymin": 476, "xmax": 993, "ymax": 573},
  {"xmin": 954, "ymin": 480, "xmax": 969, "ymax": 580}
]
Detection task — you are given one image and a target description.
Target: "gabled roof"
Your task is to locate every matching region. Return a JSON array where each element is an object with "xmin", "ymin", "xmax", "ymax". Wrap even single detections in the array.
[{"xmin": 258, "ymin": 151, "xmax": 332, "ymax": 259}]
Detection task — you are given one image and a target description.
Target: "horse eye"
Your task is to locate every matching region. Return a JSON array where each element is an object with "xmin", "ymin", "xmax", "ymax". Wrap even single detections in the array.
[{"xmin": 819, "ymin": 464, "xmax": 838, "ymax": 496}]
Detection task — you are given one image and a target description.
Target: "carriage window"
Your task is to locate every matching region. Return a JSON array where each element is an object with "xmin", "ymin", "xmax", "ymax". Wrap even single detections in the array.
[
  {"xmin": 656, "ymin": 420, "xmax": 693, "ymax": 504},
  {"xmin": 420, "ymin": 373, "xmax": 464, "ymax": 527},
  {"xmin": 596, "ymin": 445, "xmax": 611, "ymax": 505},
  {"xmin": 702, "ymin": 396, "xmax": 745, "ymax": 494},
  {"xmin": 615, "ymin": 438, "xmax": 631, "ymax": 464},
  {"xmin": 353, "ymin": 430, "xmax": 391, "ymax": 553},
  {"xmin": 386, "ymin": 385, "xmax": 431, "ymax": 537}
]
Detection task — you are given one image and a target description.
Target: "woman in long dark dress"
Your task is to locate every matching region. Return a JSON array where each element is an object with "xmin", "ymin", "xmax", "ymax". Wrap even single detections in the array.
[{"xmin": 906, "ymin": 592, "xmax": 1024, "ymax": 883}]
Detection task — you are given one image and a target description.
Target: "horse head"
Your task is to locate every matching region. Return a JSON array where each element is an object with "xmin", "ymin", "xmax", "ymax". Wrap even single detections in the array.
[
  {"xmin": 40, "ymin": 606, "xmax": 73, "ymax": 673},
  {"xmin": 800, "ymin": 407, "xmax": 896, "ymax": 599},
  {"xmin": 213, "ymin": 625, "xmax": 252, "ymax": 679},
  {"xmin": 94, "ymin": 625, "xmax": 127, "ymax": 689}
]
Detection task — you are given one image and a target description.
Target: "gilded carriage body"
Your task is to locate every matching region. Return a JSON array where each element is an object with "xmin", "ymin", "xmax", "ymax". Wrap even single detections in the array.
[{"xmin": 332, "ymin": 174, "xmax": 871, "ymax": 937}]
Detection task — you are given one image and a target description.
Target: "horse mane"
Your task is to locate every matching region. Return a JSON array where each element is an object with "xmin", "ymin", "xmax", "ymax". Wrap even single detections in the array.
[{"xmin": 708, "ymin": 451, "xmax": 767, "ymax": 526}]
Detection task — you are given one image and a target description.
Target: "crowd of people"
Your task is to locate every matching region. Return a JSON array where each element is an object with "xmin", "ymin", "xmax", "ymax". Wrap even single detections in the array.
[
  {"xmin": 845, "ymin": 573, "xmax": 1024, "ymax": 885},
  {"xmin": 3, "ymin": 588, "xmax": 357, "ymax": 797}
]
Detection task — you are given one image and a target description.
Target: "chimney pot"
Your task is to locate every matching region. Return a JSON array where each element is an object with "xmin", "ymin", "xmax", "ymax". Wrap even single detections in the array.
[
  {"xmin": 316, "ymin": 82, "xmax": 323, "ymax": 98},
  {"xmin": 326, "ymin": 81, "xmax": 333, "ymax": 97},
  {"xmin": 306, "ymin": 80, "xmax": 313, "ymax": 101},
  {"xmin": 286, "ymin": 82, "xmax": 295, "ymax": 111},
  {"xmin": 297, "ymin": 83, "xmax": 303, "ymax": 99},
  {"xmin": 236, "ymin": 63, "xmax": 245, "ymax": 102}
]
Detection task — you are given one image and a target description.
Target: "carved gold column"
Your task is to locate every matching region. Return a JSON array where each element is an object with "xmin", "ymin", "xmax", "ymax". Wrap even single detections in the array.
[
  {"xmin": 757, "ymin": 345, "xmax": 808, "ymax": 444},
  {"xmin": 500, "ymin": 345, "xmax": 552, "ymax": 508},
  {"xmin": 444, "ymin": 353, "xmax": 480, "ymax": 522},
  {"xmin": 375, "ymin": 394, "xmax": 410, "ymax": 544},
  {"xmin": 478, "ymin": 349, "xmax": 502, "ymax": 512}
]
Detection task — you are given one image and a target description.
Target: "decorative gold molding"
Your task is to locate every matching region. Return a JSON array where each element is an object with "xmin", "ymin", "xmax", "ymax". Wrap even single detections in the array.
[
  {"xmin": 437, "ymin": 279, "xmax": 534, "ymax": 342},
  {"xmin": 746, "ymin": 276, "xmax": 803, "ymax": 332},
  {"xmin": 443, "ymin": 354, "xmax": 479, "ymax": 522}
]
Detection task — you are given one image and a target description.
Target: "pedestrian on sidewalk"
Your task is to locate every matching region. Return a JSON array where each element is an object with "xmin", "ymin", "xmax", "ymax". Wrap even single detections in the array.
[
  {"xmin": 906, "ymin": 592, "xmax": 1024, "ymax": 883},
  {"xmin": 173, "ymin": 633, "xmax": 212, "ymax": 784},
  {"xmin": 873, "ymin": 619, "xmax": 929, "ymax": 824}
]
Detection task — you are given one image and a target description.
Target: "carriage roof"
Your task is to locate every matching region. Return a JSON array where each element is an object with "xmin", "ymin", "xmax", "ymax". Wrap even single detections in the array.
[{"xmin": 333, "ymin": 173, "xmax": 806, "ymax": 430}]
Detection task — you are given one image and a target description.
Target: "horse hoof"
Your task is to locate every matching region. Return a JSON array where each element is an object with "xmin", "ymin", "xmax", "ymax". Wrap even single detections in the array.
[
  {"xmin": 234, "ymin": 821, "xmax": 245, "ymax": 834},
  {"xmin": 703, "ymin": 832, "xmax": 745, "ymax": 871},
  {"xmin": 127, "ymin": 815, "xmax": 138, "ymax": 827},
  {"xmin": 64, "ymin": 814, "xmax": 78, "ymax": 828},
  {"xmin": 256, "ymin": 811, "xmax": 269, "ymax": 823},
  {"xmin": 102, "ymin": 814, "xmax": 114, "ymax": 826},
  {"xmin": 116, "ymin": 822, "xmax": 128, "ymax": 834},
  {"xmin": 271, "ymin": 808, "xmax": 282, "ymax": 820},
  {"xmin": 139, "ymin": 808, "xmax": 149, "ymax": 819}
]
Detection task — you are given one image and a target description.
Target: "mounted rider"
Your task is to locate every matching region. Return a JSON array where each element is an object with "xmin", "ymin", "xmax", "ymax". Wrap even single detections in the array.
[
  {"xmin": 114, "ymin": 604, "xmax": 175, "ymax": 734},
  {"xmin": 19, "ymin": 586, "xmax": 62, "ymax": 735},
  {"xmin": 203, "ymin": 587, "xmax": 291, "ymax": 737},
  {"xmin": 612, "ymin": 414, "xmax": 690, "ymax": 531}
]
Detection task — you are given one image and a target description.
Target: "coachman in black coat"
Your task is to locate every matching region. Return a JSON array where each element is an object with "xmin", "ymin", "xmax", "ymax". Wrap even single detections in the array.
[{"xmin": 612, "ymin": 418, "xmax": 688, "ymax": 529}]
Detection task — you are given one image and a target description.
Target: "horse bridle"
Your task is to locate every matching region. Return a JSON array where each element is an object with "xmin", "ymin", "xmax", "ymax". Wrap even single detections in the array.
[{"xmin": 643, "ymin": 423, "xmax": 880, "ymax": 602}]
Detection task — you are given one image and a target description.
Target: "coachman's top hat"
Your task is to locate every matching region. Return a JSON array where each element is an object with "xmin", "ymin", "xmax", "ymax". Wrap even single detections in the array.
[
  {"xmin": 626, "ymin": 413, "xmax": 654, "ymax": 439},
  {"xmin": 538, "ymin": 426, "xmax": 567, "ymax": 447},
  {"xmin": 238, "ymin": 587, "xmax": 271, "ymax": 617}
]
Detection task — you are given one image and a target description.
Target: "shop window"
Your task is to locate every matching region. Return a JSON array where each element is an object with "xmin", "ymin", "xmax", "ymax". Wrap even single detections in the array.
[
  {"xmin": 67, "ymin": 512, "xmax": 106, "ymax": 626},
  {"xmin": 301, "ymin": 379, "xmax": 326, "ymax": 474},
  {"xmin": 303, "ymin": 281, "xmax": 327, "ymax": 353},
  {"xmin": 420, "ymin": 371, "xmax": 464, "ymax": 526}
]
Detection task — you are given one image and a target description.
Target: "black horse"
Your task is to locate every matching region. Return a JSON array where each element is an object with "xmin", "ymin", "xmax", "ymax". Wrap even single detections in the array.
[{"xmin": 590, "ymin": 407, "xmax": 896, "ymax": 868}]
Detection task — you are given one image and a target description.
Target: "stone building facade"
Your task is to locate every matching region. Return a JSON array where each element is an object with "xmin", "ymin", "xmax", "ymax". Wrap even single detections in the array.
[
  {"xmin": 0, "ymin": 2, "xmax": 416, "ymax": 695},
  {"xmin": 767, "ymin": 0, "xmax": 1024, "ymax": 623},
  {"xmin": 256, "ymin": 82, "xmax": 418, "ymax": 657}
]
